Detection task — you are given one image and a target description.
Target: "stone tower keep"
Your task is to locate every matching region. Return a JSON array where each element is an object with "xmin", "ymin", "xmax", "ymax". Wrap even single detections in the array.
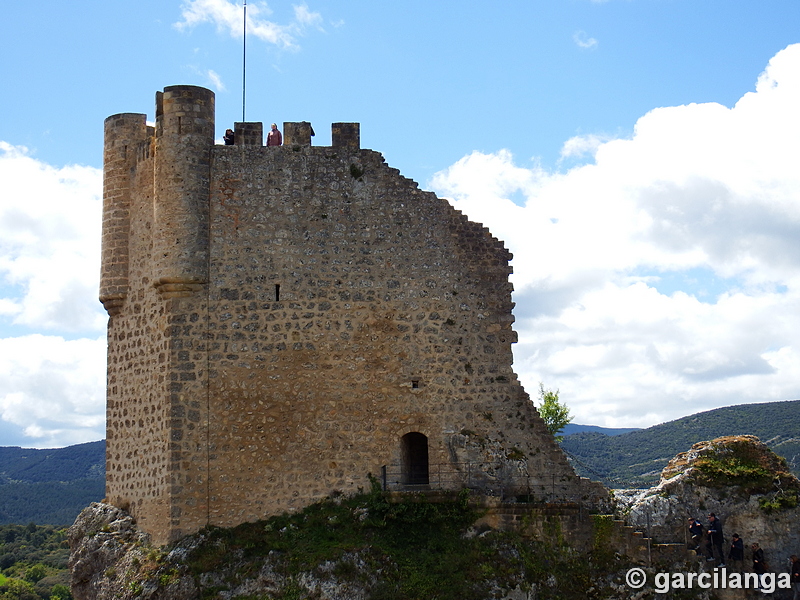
[{"xmin": 102, "ymin": 85, "xmax": 607, "ymax": 546}]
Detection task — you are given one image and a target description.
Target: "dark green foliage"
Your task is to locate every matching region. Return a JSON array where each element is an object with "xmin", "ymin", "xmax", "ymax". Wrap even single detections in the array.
[
  {"xmin": 49, "ymin": 583, "xmax": 72, "ymax": 600},
  {"xmin": 0, "ymin": 479, "xmax": 105, "ymax": 526},
  {"xmin": 560, "ymin": 399, "xmax": 800, "ymax": 487},
  {"xmin": 183, "ymin": 489, "xmax": 630, "ymax": 600},
  {"xmin": 23, "ymin": 565, "xmax": 45, "ymax": 583},
  {"xmin": 0, "ymin": 442, "xmax": 104, "ymax": 485},
  {"xmin": 0, "ymin": 576, "xmax": 39, "ymax": 600},
  {"xmin": 0, "ymin": 524, "xmax": 72, "ymax": 600},
  {"xmin": 758, "ymin": 490, "xmax": 799, "ymax": 514},
  {"xmin": 349, "ymin": 163, "xmax": 364, "ymax": 179},
  {"xmin": 0, "ymin": 441, "xmax": 105, "ymax": 525}
]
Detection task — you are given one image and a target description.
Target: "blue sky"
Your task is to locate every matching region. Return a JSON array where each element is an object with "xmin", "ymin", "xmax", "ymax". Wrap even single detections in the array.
[{"xmin": 1, "ymin": 1, "xmax": 799, "ymax": 447}]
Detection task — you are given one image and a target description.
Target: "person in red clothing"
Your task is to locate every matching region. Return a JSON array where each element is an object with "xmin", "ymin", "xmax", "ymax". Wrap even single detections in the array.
[{"xmin": 267, "ymin": 123, "xmax": 282, "ymax": 146}]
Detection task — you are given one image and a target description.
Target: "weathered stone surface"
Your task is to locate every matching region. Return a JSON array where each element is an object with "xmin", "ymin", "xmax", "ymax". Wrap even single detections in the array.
[
  {"xmin": 101, "ymin": 84, "xmax": 607, "ymax": 547},
  {"xmin": 68, "ymin": 503, "xmax": 198, "ymax": 600},
  {"xmin": 614, "ymin": 436, "xmax": 800, "ymax": 599}
]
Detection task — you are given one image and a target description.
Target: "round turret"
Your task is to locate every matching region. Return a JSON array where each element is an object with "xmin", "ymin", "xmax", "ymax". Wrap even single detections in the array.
[
  {"xmin": 101, "ymin": 113, "xmax": 149, "ymax": 315},
  {"xmin": 153, "ymin": 85, "xmax": 215, "ymax": 296}
]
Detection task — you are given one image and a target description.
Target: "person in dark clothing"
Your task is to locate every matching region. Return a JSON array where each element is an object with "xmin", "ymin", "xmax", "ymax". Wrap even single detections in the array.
[
  {"xmin": 750, "ymin": 542, "xmax": 767, "ymax": 589},
  {"xmin": 752, "ymin": 543, "xmax": 766, "ymax": 573},
  {"xmin": 706, "ymin": 513, "xmax": 725, "ymax": 566},
  {"xmin": 751, "ymin": 543, "xmax": 766, "ymax": 590},
  {"xmin": 224, "ymin": 128, "xmax": 235, "ymax": 145},
  {"xmin": 728, "ymin": 533, "xmax": 744, "ymax": 570},
  {"xmin": 790, "ymin": 554, "xmax": 799, "ymax": 600},
  {"xmin": 687, "ymin": 517, "xmax": 704, "ymax": 551}
]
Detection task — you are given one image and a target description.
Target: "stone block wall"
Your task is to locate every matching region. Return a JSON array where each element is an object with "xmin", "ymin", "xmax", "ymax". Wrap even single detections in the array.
[{"xmin": 102, "ymin": 85, "xmax": 607, "ymax": 545}]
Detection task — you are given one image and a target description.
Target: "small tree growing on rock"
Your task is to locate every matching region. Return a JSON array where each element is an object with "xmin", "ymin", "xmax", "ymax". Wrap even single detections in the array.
[{"xmin": 537, "ymin": 383, "xmax": 572, "ymax": 442}]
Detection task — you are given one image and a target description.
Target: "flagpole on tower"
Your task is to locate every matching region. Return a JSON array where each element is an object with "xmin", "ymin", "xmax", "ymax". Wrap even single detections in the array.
[{"xmin": 242, "ymin": 0, "xmax": 247, "ymax": 122}]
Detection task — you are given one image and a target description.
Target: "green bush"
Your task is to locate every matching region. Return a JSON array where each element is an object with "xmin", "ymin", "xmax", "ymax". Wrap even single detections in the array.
[
  {"xmin": 48, "ymin": 583, "xmax": 71, "ymax": 600},
  {"xmin": 758, "ymin": 490, "xmax": 799, "ymax": 514},
  {"xmin": 24, "ymin": 565, "xmax": 46, "ymax": 584}
]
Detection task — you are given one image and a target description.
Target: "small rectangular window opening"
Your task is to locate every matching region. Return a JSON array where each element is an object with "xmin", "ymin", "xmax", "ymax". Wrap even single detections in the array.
[
  {"xmin": 411, "ymin": 380, "xmax": 419, "ymax": 389},
  {"xmin": 275, "ymin": 284, "xmax": 280, "ymax": 302}
]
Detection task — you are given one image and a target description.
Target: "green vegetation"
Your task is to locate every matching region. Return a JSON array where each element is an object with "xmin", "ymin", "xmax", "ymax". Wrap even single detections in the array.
[
  {"xmin": 590, "ymin": 515, "xmax": 616, "ymax": 567},
  {"xmin": 0, "ymin": 524, "xmax": 72, "ymax": 599},
  {"xmin": 690, "ymin": 439, "xmax": 784, "ymax": 492},
  {"xmin": 0, "ymin": 480, "xmax": 105, "ymax": 526},
  {"xmin": 537, "ymin": 384, "xmax": 572, "ymax": 442},
  {"xmin": 758, "ymin": 490, "xmax": 799, "ymax": 514},
  {"xmin": 0, "ymin": 441, "xmax": 104, "ymax": 525},
  {"xmin": 349, "ymin": 163, "xmax": 364, "ymax": 179},
  {"xmin": 182, "ymin": 483, "xmax": 628, "ymax": 600},
  {"xmin": 0, "ymin": 442, "xmax": 104, "ymax": 484},
  {"xmin": 560, "ymin": 399, "xmax": 800, "ymax": 487}
]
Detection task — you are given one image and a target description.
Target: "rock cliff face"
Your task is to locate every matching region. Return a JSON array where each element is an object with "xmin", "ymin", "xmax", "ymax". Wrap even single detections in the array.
[
  {"xmin": 68, "ymin": 497, "xmax": 637, "ymax": 600},
  {"xmin": 68, "ymin": 503, "xmax": 196, "ymax": 600},
  {"xmin": 615, "ymin": 435, "xmax": 800, "ymax": 598}
]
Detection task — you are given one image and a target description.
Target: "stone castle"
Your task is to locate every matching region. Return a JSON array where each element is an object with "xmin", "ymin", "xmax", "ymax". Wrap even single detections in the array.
[{"xmin": 101, "ymin": 85, "xmax": 606, "ymax": 545}]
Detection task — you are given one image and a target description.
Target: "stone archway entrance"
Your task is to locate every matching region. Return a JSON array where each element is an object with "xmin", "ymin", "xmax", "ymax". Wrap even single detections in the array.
[{"xmin": 401, "ymin": 432, "xmax": 429, "ymax": 485}]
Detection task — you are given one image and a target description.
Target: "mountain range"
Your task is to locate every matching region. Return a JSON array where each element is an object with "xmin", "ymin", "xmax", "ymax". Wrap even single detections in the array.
[
  {"xmin": 0, "ymin": 440, "xmax": 104, "ymax": 524},
  {"xmin": 0, "ymin": 399, "xmax": 798, "ymax": 523},
  {"xmin": 559, "ymin": 399, "xmax": 800, "ymax": 487}
]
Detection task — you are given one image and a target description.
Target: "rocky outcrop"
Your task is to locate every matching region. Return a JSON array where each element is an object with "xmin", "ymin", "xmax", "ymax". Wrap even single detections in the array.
[
  {"xmin": 68, "ymin": 503, "xmax": 197, "ymax": 600},
  {"xmin": 68, "ymin": 498, "xmax": 640, "ymax": 600},
  {"xmin": 615, "ymin": 436, "xmax": 800, "ymax": 598}
]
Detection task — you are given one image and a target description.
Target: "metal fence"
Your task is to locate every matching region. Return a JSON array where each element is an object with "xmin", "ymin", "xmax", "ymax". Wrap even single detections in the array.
[{"xmin": 380, "ymin": 462, "xmax": 591, "ymax": 504}]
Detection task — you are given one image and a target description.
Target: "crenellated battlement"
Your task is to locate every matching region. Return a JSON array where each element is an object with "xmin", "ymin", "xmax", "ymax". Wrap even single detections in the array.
[{"xmin": 101, "ymin": 84, "xmax": 364, "ymax": 309}]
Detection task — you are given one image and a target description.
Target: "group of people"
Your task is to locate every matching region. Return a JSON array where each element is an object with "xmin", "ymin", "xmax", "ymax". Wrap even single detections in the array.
[
  {"xmin": 688, "ymin": 513, "xmax": 800, "ymax": 596},
  {"xmin": 222, "ymin": 123, "xmax": 282, "ymax": 146}
]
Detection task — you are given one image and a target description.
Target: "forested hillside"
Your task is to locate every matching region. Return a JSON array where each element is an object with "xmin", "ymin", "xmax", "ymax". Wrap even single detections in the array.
[
  {"xmin": 0, "ymin": 523, "xmax": 72, "ymax": 600},
  {"xmin": 0, "ymin": 441, "xmax": 104, "ymax": 525},
  {"xmin": 560, "ymin": 399, "xmax": 800, "ymax": 487}
]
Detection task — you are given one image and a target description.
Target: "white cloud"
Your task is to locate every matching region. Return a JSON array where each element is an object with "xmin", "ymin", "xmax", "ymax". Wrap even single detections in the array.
[
  {"xmin": 206, "ymin": 69, "xmax": 226, "ymax": 91},
  {"xmin": 0, "ymin": 335, "xmax": 106, "ymax": 448},
  {"xmin": 559, "ymin": 133, "xmax": 611, "ymax": 161},
  {"xmin": 294, "ymin": 3, "xmax": 323, "ymax": 29},
  {"xmin": 0, "ymin": 142, "xmax": 105, "ymax": 332},
  {"xmin": 175, "ymin": 0, "xmax": 324, "ymax": 49},
  {"xmin": 573, "ymin": 30, "xmax": 598, "ymax": 50},
  {"xmin": 430, "ymin": 43, "xmax": 800, "ymax": 428},
  {"xmin": 0, "ymin": 144, "xmax": 106, "ymax": 447}
]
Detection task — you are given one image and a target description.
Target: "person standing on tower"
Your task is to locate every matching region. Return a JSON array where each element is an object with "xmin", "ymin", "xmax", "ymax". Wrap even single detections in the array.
[{"xmin": 267, "ymin": 123, "xmax": 282, "ymax": 146}]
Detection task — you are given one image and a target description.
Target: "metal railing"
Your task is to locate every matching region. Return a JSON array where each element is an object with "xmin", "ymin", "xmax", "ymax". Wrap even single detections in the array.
[{"xmin": 380, "ymin": 462, "xmax": 592, "ymax": 504}]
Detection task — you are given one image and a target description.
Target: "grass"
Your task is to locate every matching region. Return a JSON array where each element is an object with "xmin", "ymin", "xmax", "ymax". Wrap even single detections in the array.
[{"xmin": 181, "ymin": 483, "xmax": 630, "ymax": 600}]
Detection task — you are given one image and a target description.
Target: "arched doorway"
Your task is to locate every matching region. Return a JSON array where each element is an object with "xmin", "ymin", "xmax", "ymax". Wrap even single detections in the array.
[{"xmin": 401, "ymin": 432, "xmax": 429, "ymax": 486}]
